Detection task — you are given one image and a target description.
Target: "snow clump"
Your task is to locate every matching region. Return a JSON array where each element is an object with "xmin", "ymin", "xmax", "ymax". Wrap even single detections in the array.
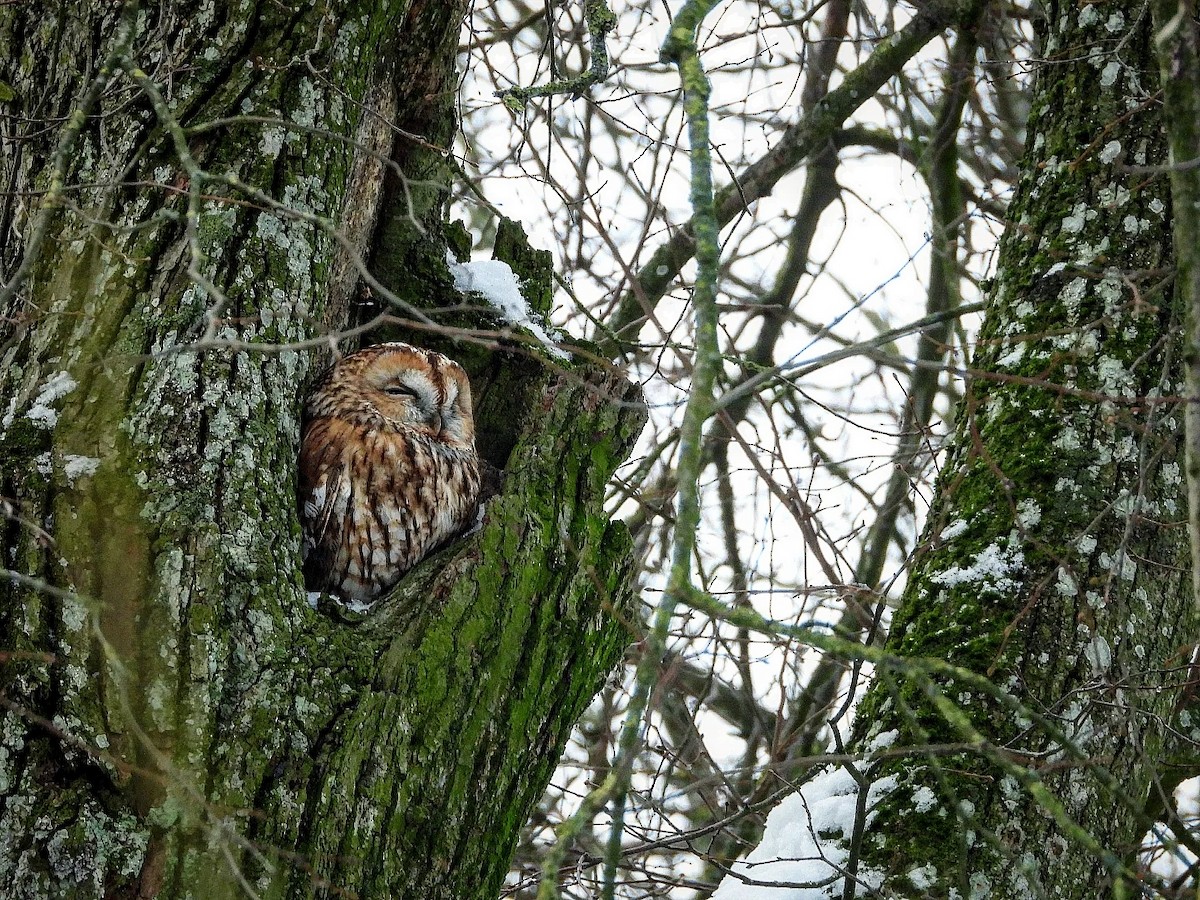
[
  {"xmin": 447, "ymin": 253, "xmax": 568, "ymax": 360},
  {"xmin": 711, "ymin": 732, "xmax": 900, "ymax": 898},
  {"xmin": 23, "ymin": 371, "xmax": 78, "ymax": 430},
  {"xmin": 931, "ymin": 541, "xmax": 1025, "ymax": 595}
]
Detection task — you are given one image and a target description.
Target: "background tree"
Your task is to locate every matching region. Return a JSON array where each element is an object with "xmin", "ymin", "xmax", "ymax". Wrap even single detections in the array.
[
  {"xmin": 751, "ymin": 2, "xmax": 1199, "ymax": 895},
  {"xmin": 0, "ymin": 2, "xmax": 642, "ymax": 898}
]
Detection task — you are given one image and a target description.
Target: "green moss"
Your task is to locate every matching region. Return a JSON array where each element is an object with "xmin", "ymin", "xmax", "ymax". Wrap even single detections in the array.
[
  {"xmin": 0, "ymin": 416, "xmax": 52, "ymax": 475},
  {"xmin": 445, "ymin": 219, "xmax": 472, "ymax": 260},
  {"xmin": 493, "ymin": 218, "xmax": 554, "ymax": 317},
  {"xmin": 250, "ymin": 361, "xmax": 644, "ymax": 899}
]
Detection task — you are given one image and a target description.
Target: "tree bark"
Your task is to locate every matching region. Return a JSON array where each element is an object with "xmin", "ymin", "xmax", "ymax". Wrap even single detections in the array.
[
  {"xmin": 0, "ymin": 3, "xmax": 643, "ymax": 898},
  {"xmin": 833, "ymin": 3, "xmax": 1196, "ymax": 896}
]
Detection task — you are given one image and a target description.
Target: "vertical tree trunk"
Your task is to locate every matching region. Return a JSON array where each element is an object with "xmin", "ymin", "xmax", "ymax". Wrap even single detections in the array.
[
  {"xmin": 832, "ymin": 4, "xmax": 1194, "ymax": 896},
  {"xmin": 0, "ymin": 3, "xmax": 643, "ymax": 898}
]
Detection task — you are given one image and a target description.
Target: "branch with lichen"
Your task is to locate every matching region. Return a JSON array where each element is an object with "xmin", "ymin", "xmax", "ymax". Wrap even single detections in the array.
[
  {"xmin": 120, "ymin": 60, "xmax": 435, "ymax": 342},
  {"xmin": 497, "ymin": 0, "xmax": 617, "ymax": 108},
  {"xmin": 530, "ymin": 2, "xmax": 723, "ymax": 895},
  {"xmin": 599, "ymin": 2, "xmax": 723, "ymax": 898}
]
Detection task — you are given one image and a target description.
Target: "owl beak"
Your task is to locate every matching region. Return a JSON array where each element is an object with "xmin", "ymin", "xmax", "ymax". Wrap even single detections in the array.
[{"xmin": 431, "ymin": 411, "xmax": 443, "ymax": 435}]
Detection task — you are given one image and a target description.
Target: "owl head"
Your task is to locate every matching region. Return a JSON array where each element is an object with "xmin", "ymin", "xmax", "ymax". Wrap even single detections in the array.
[{"xmin": 306, "ymin": 343, "xmax": 476, "ymax": 449}]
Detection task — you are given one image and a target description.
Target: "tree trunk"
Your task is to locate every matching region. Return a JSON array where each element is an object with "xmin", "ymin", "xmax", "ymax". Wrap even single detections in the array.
[
  {"xmin": 831, "ymin": 4, "xmax": 1194, "ymax": 896},
  {"xmin": 0, "ymin": 3, "xmax": 643, "ymax": 898}
]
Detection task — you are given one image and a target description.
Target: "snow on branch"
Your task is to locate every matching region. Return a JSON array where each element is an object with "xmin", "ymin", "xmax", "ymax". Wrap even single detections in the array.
[{"xmin": 447, "ymin": 254, "xmax": 568, "ymax": 359}]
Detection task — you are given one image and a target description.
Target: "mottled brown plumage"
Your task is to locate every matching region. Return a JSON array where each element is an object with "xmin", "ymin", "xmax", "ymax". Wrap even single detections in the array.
[{"xmin": 299, "ymin": 343, "xmax": 480, "ymax": 604}]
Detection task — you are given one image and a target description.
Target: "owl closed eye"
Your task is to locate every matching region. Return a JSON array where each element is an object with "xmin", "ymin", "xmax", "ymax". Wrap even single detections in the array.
[{"xmin": 299, "ymin": 343, "xmax": 481, "ymax": 604}]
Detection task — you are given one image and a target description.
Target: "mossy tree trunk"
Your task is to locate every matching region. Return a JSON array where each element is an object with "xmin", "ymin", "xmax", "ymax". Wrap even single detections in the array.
[
  {"xmin": 0, "ymin": 3, "xmax": 643, "ymax": 898},
  {"xmin": 836, "ymin": 3, "xmax": 1197, "ymax": 896}
]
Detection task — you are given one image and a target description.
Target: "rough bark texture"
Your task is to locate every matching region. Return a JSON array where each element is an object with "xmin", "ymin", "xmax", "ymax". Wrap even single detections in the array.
[
  {"xmin": 841, "ymin": 3, "xmax": 1196, "ymax": 897},
  {"xmin": 0, "ymin": 3, "xmax": 643, "ymax": 898}
]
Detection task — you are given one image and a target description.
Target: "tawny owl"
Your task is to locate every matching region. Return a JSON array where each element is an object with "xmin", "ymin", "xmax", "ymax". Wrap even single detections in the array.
[{"xmin": 299, "ymin": 343, "xmax": 481, "ymax": 605}]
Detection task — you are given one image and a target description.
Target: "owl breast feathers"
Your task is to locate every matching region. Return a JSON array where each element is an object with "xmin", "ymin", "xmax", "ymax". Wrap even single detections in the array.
[{"xmin": 299, "ymin": 343, "xmax": 481, "ymax": 604}]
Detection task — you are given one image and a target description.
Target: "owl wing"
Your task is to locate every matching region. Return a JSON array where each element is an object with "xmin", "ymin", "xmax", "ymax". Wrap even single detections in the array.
[
  {"xmin": 303, "ymin": 463, "xmax": 350, "ymax": 554},
  {"xmin": 299, "ymin": 419, "xmax": 356, "ymax": 581}
]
